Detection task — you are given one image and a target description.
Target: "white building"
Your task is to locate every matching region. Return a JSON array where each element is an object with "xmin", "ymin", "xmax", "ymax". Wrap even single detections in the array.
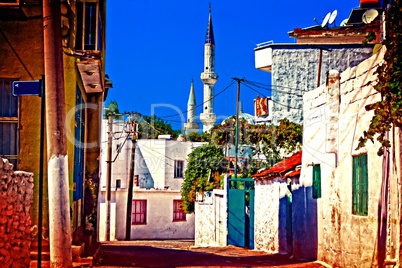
[
  {"xmin": 97, "ymin": 119, "xmax": 206, "ymax": 241},
  {"xmin": 301, "ymin": 46, "xmax": 401, "ymax": 267}
]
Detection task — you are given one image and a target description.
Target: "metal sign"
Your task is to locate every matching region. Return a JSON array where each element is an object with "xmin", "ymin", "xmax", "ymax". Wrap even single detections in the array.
[{"xmin": 12, "ymin": 80, "xmax": 41, "ymax": 96}]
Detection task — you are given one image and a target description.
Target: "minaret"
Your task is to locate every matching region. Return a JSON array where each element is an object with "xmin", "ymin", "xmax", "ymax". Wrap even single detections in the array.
[
  {"xmin": 184, "ymin": 79, "xmax": 199, "ymax": 134},
  {"xmin": 200, "ymin": 5, "xmax": 218, "ymax": 132}
]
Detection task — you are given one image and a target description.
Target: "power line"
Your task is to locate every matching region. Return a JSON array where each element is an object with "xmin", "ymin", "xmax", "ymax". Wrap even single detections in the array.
[
  {"xmin": 242, "ymin": 81, "xmax": 303, "ymax": 110},
  {"xmin": 243, "ymin": 79, "xmax": 312, "ymax": 92},
  {"xmin": 160, "ymin": 80, "xmax": 236, "ymax": 120}
]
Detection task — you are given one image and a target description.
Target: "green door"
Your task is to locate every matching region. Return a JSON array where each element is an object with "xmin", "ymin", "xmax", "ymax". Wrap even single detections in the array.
[{"xmin": 228, "ymin": 178, "xmax": 254, "ymax": 248}]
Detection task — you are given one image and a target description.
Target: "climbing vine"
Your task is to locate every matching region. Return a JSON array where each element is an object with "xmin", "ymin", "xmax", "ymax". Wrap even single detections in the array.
[
  {"xmin": 181, "ymin": 144, "xmax": 225, "ymax": 214},
  {"xmin": 357, "ymin": 0, "xmax": 402, "ymax": 155}
]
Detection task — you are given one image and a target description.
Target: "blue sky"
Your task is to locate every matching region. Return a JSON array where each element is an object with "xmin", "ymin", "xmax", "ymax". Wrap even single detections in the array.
[{"xmin": 105, "ymin": 0, "xmax": 360, "ymax": 130}]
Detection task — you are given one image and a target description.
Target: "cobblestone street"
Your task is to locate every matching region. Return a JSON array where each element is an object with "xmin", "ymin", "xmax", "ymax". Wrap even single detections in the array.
[{"xmin": 93, "ymin": 240, "xmax": 329, "ymax": 268}]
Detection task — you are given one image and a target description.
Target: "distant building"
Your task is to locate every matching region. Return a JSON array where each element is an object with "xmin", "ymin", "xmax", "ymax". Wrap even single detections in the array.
[
  {"xmin": 254, "ymin": 8, "xmax": 381, "ymax": 124},
  {"xmin": 97, "ymin": 119, "xmax": 207, "ymax": 241}
]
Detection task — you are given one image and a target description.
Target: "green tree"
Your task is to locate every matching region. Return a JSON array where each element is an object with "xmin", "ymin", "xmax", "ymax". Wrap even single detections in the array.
[
  {"xmin": 357, "ymin": 1, "xmax": 402, "ymax": 155},
  {"xmin": 181, "ymin": 144, "xmax": 225, "ymax": 213},
  {"xmin": 138, "ymin": 115, "xmax": 180, "ymax": 139},
  {"xmin": 186, "ymin": 131, "xmax": 211, "ymax": 142},
  {"xmin": 210, "ymin": 117, "xmax": 302, "ymax": 168},
  {"xmin": 104, "ymin": 100, "xmax": 121, "ymax": 119}
]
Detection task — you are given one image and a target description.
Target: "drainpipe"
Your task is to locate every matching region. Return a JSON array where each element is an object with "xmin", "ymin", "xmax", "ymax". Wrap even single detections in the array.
[{"xmin": 43, "ymin": 0, "xmax": 72, "ymax": 266}]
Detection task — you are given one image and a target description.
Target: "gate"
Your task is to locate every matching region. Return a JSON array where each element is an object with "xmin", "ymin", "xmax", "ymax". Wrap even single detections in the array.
[{"xmin": 227, "ymin": 178, "xmax": 254, "ymax": 248}]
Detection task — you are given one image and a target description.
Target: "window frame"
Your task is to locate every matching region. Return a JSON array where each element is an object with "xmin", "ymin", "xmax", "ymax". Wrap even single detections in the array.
[
  {"xmin": 312, "ymin": 165, "xmax": 321, "ymax": 199},
  {"xmin": 0, "ymin": 78, "xmax": 19, "ymax": 168},
  {"xmin": 352, "ymin": 154, "xmax": 368, "ymax": 216},
  {"xmin": 173, "ymin": 199, "xmax": 186, "ymax": 222},
  {"xmin": 174, "ymin": 160, "xmax": 184, "ymax": 178},
  {"xmin": 131, "ymin": 199, "xmax": 147, "ymax": 225},
  {"xmin": 76, "ymin": 0, "xmax": 100, "ymax": 51}
]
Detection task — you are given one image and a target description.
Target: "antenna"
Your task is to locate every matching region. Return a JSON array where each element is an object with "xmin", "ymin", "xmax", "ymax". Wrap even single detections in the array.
[
  {"xmin": 321, "ymin": 12, "xmax": 331, "ymax": 28},
  {"xmin": 328, "ymin": 9, "xmax": 338, "ymax": 25},
  {"xmin": 362, "ymin": 9, "xmax": 378, "ymax": 24},
  {"xmin": 340, "ymin": 18, "xmax": 348, "ymax": 27}
]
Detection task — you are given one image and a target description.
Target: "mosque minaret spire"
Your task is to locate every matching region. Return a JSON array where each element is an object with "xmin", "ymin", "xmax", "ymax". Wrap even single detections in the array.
[
  {"xmin": 200, "ymin": 4, "xmax": 218, "ymax": 132},
  {"xmin": 184, "ymin": 79, "xmax": 199, "ymax": 134}
]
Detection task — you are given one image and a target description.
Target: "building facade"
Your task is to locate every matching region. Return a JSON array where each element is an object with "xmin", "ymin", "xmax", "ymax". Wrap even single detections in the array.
[
  {"xmin": 97, "ymin": 119, "xmax": 206, "ymax": 240},
  {"xmin": 0, "ymin": 0, "xmax": 109, "ymax": 251},
  {"xmin": 254, "ymin": 14, "xmax": 381, "ymax": 124},
  {"xmin": 301, "ymin": 46, "xmax": 401, "ymax": 267}
]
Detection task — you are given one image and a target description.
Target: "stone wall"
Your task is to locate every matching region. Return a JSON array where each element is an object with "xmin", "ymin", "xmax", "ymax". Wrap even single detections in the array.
[{"xmin": 0, "ymin": 158, "xmax": 34, "ymax": 267}]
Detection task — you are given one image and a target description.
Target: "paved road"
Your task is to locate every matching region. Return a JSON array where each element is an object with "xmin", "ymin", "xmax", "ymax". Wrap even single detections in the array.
[{"xmin": 93, "ymin": 240, "xmax": 328, "ymax": 268}]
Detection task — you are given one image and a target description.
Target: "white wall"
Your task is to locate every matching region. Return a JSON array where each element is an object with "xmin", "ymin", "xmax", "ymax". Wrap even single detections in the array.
[
  {"xmin": 195, "ymin": 189, "xmax": 227, "ymax": 247},
  {"xmin": 98, "ymin": 125, "xmax": 207, "ymax": 241},
  {"xmin": 118, "ymin": 189, "xmax": 195, "ymax": 240},
  {"xmin": 302, "ymin": 46, "xmax": 401, "ymax": 267},
  {"xmin": 254, "ymin": 179, "xmax": 292, "ymax": 254}
]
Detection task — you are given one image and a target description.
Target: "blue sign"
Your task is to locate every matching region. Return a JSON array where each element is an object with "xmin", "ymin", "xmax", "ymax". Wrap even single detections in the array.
[{"xmin": 12, "ymin": 80, "xmax": 42, "ymax": 96}]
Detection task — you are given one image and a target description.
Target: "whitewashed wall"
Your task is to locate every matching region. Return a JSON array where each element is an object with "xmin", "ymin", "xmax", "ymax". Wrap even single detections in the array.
[
  {"xmin": 98, "ymin": 124, "xmax": 207, "ymax": 241},
  {"xmin": 302, "ymin": 46, "xmax": 401, "ymax": 267},
  {"xmin": 195, "ymin": 189, "xmax": 227, "ymax": 247}
]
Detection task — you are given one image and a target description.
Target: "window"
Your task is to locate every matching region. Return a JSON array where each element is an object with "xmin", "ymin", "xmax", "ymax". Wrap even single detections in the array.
[
  {"xmin": 76, "ymin": 1, "xmax": 101, "ymax": 51},
  {"xmin": 352, "ymin": 154, "xmax": 368, "ymax": 215},
  {"xmin": 312, "ymin": 165, "xmax": 321, "ymax": 199},
  {"xmin": 174, "ymin": 160, "xmax": 184, "ymax": 178},
  {"xmin": 173, "ymin": 200, "xmax": 186, "ymax": 221},
  {"xmin": 0, "ymin": 79, "xmax": 18, "ymax": 168},
  {"xmin": 132, "ymin": 200, "xmax": 147, "ymax": 224}
]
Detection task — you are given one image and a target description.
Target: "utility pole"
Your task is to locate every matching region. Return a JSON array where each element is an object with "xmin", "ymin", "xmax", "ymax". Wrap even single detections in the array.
[
  {"xmin": 232, "ymin": 78, "xmax": 244, "ymax": 179},
  {"xmin": 43, "ymin": 0, "xmax": 72, "ymax": 266},
  {"xmin": 125, "ymin": 119, "xmax": 137, "ymax": 240},
  {"xmin": 105, "ymin": 113, "xmax": 113, "ymax": 241}
]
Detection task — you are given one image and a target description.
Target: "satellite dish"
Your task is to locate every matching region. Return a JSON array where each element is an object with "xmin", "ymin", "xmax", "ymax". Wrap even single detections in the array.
[
  {"xmin": 340, "ymin": 18, "xmax": 348, "ymax": 27},
  {"xmin": 362, "ymin": 9, "xmax": 379, "ymax": 24},
  {"xmin": 321, "ymin": 12, "xmax": 331, "ymax": 28},
  {"xmin": 328, "ymin": 9, "xmax": 338, "ymax": 25}
]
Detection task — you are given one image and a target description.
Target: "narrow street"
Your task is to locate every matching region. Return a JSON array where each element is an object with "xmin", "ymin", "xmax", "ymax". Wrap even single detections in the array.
[{"xmin": 93, "ymin": 240, "xmax": 329, "ymax": 268}]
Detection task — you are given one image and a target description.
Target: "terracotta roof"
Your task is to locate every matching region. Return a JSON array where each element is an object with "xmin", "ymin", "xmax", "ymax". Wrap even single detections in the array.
[{"xmin": 252, "ymin": 151, "xmax": 302, "ymax": 181}]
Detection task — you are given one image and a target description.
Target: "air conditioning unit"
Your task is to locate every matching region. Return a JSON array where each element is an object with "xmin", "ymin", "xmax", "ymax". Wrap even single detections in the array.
[{"xmin": 0, "ymin": 0, "xmax": 20, "ymax": 7}]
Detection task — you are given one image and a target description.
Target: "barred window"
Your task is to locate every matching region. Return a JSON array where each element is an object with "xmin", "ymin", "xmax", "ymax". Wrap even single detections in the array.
[
  {"xmin": 174, "ymin": 160, "xmax": 184, "ymax": 178},
  {"xmin": 76, "ymin": 0, "xmax": 101, "ymax": 51}
]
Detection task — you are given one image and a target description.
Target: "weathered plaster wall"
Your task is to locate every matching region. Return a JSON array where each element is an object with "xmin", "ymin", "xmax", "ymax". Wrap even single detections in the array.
[
  {"xmin": 0, "ymin": 158, "xmax": 34, "ymax": 267},
  {"xmin": 254, "ymin": 179, "xmax": 292, "ymax": 254},
  {"xmin": 271, "ymin": 46, "xmax": 373, "ymax": 124},
  {"xmin": 120, "ymin": 190, "xmax": 194, "ymax": 240},
  {"xmin": 194, "ymin": 189, "xmax": 227, "ymax": 247},
  {"xmin": 302, "ymin": 47, "xmax": 400, "ymax": 267}
]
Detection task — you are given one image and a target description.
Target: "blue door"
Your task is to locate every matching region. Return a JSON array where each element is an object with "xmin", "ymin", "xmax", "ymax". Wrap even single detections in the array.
[{"xmin": 73, "ymin": 88, "xmax": 85, "ymax": 201}]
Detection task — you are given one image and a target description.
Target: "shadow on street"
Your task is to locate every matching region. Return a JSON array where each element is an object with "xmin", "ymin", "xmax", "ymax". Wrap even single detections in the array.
[{"xmin": 93, "ymin": 241, "xmax": 326, "ymax": 268}]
